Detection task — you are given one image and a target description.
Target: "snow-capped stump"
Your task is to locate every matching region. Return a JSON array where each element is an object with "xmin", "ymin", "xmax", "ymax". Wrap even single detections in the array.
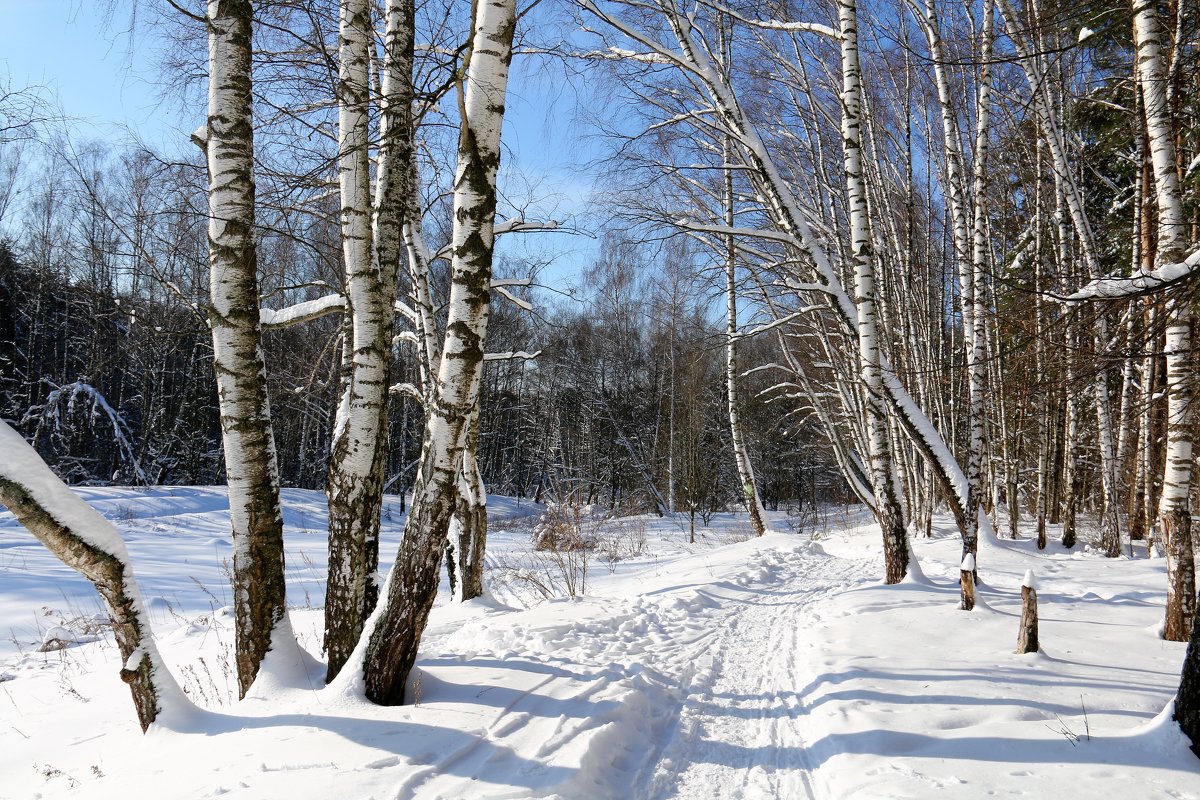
[
  {"xmin": 960, "ymin": 553, "xmax": 976, "ymax": 611},
  {"xmin": 1017, "ymin": 570, "xmax": 1039, "ymax": 654},
  {"xmin": 38, "ymin": 624, "xmax": 75, "ymax": 652}
]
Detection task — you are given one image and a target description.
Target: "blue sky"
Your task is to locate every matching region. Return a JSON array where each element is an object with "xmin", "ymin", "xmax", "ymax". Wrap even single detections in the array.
[
  {"xmin": 0, "ymin": 0, "xmax": 602, "ymax": 283},
  {"xmin": 0, "ymin": 0, "xmax": 186, "ymax": 149}
]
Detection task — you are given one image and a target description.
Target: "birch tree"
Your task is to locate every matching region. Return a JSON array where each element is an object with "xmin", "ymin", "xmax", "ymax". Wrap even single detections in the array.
[
  {"xmin": 1134, "ymin": 0, "xmax": 1195, "ymax": 643},
  {"xmin": 0, "ymin": 421, "xmax": 190, "ymax": 731},
  {"xmin": 324, "ymin": 0, "xmax": 416, "ymax": 682},
  {"xmin": 361, "ymin": 0, "xmax": 518, "ymax": 704},
  {"xmin": 200, "ymin": 0, "xmax": 291, "ymax": 698},
  {"xmin": 841, "ymin": 0, "xmax": 908, "ymax": 581}
]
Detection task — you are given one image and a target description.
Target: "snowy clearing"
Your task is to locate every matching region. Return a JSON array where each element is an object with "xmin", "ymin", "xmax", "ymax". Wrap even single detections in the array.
[{"xmin": 1, "ymin": 489, "xmax": 1197, "ymax": 798}]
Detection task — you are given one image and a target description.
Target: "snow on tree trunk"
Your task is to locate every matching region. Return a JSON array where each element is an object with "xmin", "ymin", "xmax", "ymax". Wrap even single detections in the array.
[
  {"xmin": 841, "ymin": 0, "xmax": 907, "ymax": 582},
  {"xmin": 1134, "ymin": 0, "xmax": 1195, "ymax": 643},
  {"xmin": 0, "ymin": 421, "xmax": 189, "ymax": 731},
  {"xmin": 203, "ymin": 0, "xmax": 289, "ymax": 698},
  {"xmin": 324, "ymin": 0, "xmax": 415, "ymax": 682},
  {"xmin": 361, "ymin": 0, "xmax": 516, "ymax": 705}
]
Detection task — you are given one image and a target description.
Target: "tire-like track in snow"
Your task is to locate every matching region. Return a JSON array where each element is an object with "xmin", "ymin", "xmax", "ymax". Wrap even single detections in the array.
[
  {"xmin": 403, "ymin": 538, "xmax": 866, "ymax": 799},
  {"xmin": 641, "ymin": 543, "xmax": 864, "ymax": 800}
]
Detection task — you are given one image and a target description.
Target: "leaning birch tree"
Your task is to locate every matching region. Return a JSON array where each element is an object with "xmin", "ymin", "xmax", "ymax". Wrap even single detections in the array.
[
  {"xmin": 361, "ymin": 0, "xmax": 518, "ymax": 704},
  {"xmin": 0, "ymin": 422, "xmax": 189, "ymax": 731}
]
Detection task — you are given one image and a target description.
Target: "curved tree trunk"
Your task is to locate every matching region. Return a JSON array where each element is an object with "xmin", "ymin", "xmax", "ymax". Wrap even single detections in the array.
[
  {"xmin": 0, "ymin": 422, "xmax": 189, "ymax": 731},
  {"xmin": 361, "ymin": 0, "xmax": 517, "ymax": 705}
]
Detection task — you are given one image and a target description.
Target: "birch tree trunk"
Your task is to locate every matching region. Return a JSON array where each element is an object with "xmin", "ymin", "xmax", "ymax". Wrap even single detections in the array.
[
  {"xmin": 1134, "ymin": 0, "xmax": 1195, "ymax": 642},
  {"xmin": 841, "ymin": 0, "xmax": 907, "ymax": 582},
  {"xmin": 203, "ymin": 0, "xmax": 289, "ymax": 698},
  {"xmin": 723, "ymin": 137, "xmax": 768, "ymax": 537},
  {"xmin": 362, "ymin": 0, "xmax": 516, "ymax": 704},
  {"xmin": 324, "ymin": 0, "xmax": 415, "ymax": 682},
  {"xmin": 0, "ymin": 422, "xmax": 189, "ymax": 731},
  {"xmin": 450, "ymin": 403, "xmax": 488, "ymax": 601}
]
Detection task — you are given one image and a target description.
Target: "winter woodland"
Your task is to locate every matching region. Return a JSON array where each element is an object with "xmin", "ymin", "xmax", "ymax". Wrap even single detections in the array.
[{"xmin": 0, "ymin": 0, "xmax": 1199, "ymax": 796}]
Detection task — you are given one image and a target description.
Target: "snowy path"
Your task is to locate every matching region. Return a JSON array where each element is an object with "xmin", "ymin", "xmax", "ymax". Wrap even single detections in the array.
[
  {"xmin": 643, "ymin": 544, "xmax": 863, "ymax": 800},
  {"xmin": 405, "ymin": 536, "xmax": 867, "ymax": 799}
]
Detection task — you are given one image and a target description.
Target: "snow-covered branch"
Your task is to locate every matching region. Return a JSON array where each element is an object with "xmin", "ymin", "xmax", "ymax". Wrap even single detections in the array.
[
  {"xmin": 388, "ymin": 382, "xmax": 424, "ymax": 402},
  {"xmin": 484, "ymin": 350, "xmax": 542, "ymax": 362},
  {"xmin": 1061, "ymin": 248, "xmax": 1200, "ymax": 303},
  {"xmin": 259, "ymin": 293, "xmax": 347, "ymax": 328},
  {"xmin": 0, "ymin": 422, "xmax": 189, "ymax": 731}
]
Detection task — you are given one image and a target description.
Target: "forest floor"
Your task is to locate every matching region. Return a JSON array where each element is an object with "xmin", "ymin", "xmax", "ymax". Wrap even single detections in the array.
[{"xmin": 0, "ymin": 488, "xmax": 1197, "ymax": 799}]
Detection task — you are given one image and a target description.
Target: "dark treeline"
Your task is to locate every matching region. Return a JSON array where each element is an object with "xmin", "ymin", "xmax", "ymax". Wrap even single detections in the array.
[{"xmin": 0, "ymin": 158, "xmax": 829, "ymax": 515}]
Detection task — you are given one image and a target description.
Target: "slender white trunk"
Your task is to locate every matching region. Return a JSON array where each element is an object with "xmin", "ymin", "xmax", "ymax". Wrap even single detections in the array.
[
  {"xmin": 723, "ymin": 137, "xmax": 768, "ymax": 537},
  {"xmin": 203, "ymin": 0, "xmax": 289, "ymax": 697},
  {"xmin": 325, "ymin": 0, "xmax": 416, "ymax": 680},
  {"xmin": 1135, "ymin": 0, "xmax": 1194, "ymax": 641},
  {"xmin": 841, "ymin": 0, "xmax": 907, "ymax": 582},
  {"xmin": 361, "ymin": 0, "xmax": 517, "ymax": 704}
]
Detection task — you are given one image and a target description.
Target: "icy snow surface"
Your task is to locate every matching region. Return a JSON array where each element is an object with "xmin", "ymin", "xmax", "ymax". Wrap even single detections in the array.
[{"xmin": 0, "ymin": 490, "xmax": 1196, "ymax": 798}]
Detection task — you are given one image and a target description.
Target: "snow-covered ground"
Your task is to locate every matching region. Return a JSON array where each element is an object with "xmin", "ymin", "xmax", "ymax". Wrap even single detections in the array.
[{"xmin": 0, "ymin": 489, "xmax": 1196, "ymax": 799}]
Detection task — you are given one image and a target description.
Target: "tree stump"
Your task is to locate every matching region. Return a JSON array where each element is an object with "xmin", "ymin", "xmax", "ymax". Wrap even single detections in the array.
[
  {"xmin": 960, "ymin": 553, "xmax": 976, "ymax": 611},
  {"xmin": 1017, "ymin": 569, "xmax": 1039, "ymax": 653}
]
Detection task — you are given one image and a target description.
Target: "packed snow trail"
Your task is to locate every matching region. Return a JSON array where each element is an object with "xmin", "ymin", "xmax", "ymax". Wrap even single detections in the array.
[
  {"xmin": 404, "ymin": 535, "xmax": 868, "ymax": 799},
  {"xmin": 643, "ymin": 544, "xmax": 863, "ymax": 799}
]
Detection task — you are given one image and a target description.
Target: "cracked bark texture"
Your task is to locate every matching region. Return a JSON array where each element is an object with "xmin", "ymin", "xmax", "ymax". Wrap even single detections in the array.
[
  {"xmin": 204, "ymin": 0, "xmax": 289, "ymax": 698},
  {"xmin": 362, "ymin": 0, "xmax": 516, "ymax": 705}
]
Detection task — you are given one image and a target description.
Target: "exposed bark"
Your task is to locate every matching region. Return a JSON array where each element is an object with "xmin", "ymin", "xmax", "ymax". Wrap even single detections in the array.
[
  {"xmin": 324, "ymin": 0, "xmax": 416, "ymax": 682},
  {"xmin": 1017, "ymin": 577, "xmax": 1039, "ymax": 654},
  {"xmin": 203, "ymin": 0, "xmax": 289, "ymax": 698},
  {"xmin": 451, "ymin": 403, "xmax": 488, "ymax": 601},
  {"xmin": 1177, "ymin": 580, "xmax": 1200, "ymax": 755},
  {"xmin": 1134, "ymin": 0, "xmax": 1195, "ymax": 641},
  {"xmin": 0, "ymin": 422, "xmax": 188, "ymax": 731},
  {"xmin": 841, "ymin": 0, "xmax": 907, "ymax": 582},
  {"xmin": 362, "ymin": 0, "xmax": 517, "ymax": 705}
]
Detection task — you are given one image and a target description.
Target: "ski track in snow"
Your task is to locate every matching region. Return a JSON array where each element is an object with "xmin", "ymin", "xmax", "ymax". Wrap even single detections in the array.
[
  {"xmin": 403, "ymin": 540, "xmax": 867, "ymax": 800},
  {"xmin": 644, "ymin": 548, "xmax": 861, "ymax": 800}
]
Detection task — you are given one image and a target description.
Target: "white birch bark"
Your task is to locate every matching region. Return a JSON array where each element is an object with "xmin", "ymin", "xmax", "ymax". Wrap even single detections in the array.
[
  {"xmin": 361, "ymin": 0, "xmax": 517, "ymax": 704},
  {"xmin": 324, "ymin": 0, "xmax": 416, "ymax": 681},
  {"xmin": 203, "ymin": 0, "xmax": 289, "ymax": 698},
  {"xmin": 723, "ymin": 137, "xmax": 768, "ymax": 537},
  {"xmin": 841, "ymin": 0, "xmax": 907, "ymax": 581},
  {"xmin": 1134, "ymin": 0, "xmax": 1194, "ymax": 642}
]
